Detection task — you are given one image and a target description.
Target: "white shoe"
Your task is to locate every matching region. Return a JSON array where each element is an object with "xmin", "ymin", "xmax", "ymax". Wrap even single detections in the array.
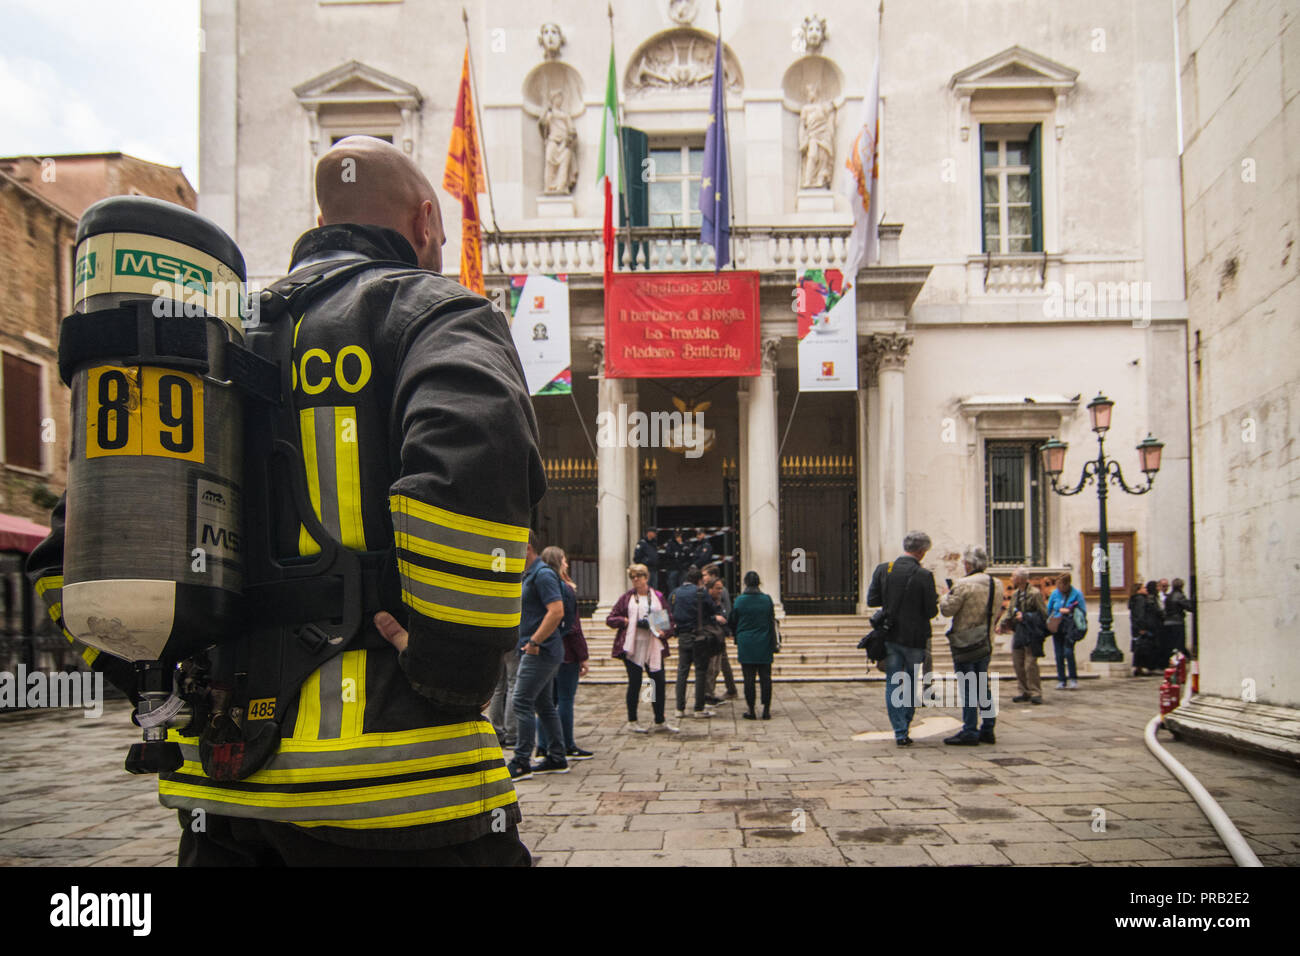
[
  {"xmin": 626, "ymin": 720, "xmax": 649, "ymax": 733},
  {"xmin": 691, "ymin": 708, "xmax": 715, "ymax": 719},
  {"xmin": 651, "ymin": 720, "xmax": 680, "ymax": 733},
  {"xmin": 1056, "ymin": 681, "xmax": 1067, "ymax": 690},
  {"xmin": 1068, "ymin": 680, "xmax": 1080, "ymax": 690},
  {"xmin": 674, "ymin": 709, "xmax": 685, "ymax": 719}
]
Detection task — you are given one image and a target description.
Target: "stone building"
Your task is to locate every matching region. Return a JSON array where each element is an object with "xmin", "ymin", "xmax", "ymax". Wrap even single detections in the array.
[
  {"xmin": 201, "ymin": 0, "xmax": 1192, "ymax": 651},
  {"xmin": 1165, "ymin": 0, "xmax": 1299, "ymax": 761}
]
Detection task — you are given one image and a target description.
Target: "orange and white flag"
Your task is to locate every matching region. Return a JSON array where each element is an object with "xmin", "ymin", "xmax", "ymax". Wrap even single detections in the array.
[
  {"xmin": 443, "ymin": 47, "xmax": 485, "ymax": 294},
  {"xmin": 842, "ymin": 59, "xmax": 880, "ymax": 282}
]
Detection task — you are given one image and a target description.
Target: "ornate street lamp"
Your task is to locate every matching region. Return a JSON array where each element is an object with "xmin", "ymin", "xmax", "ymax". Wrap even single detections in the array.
[{"xmin": 1041, "ymin": 394, "xmax": 1164, "ymax": 662}]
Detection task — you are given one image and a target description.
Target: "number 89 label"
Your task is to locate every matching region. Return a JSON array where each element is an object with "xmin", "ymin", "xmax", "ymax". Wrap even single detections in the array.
[{"xmin": 86, "ymin": 365, "xmax": 205, "ymax": 462}]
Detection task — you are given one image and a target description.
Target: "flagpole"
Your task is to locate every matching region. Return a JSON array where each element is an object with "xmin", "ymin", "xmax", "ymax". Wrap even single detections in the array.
[
  {"xmin": 609, "ymin": 3, "xmax": 633, "ymax": 271},
  {"xmin": 874, "ymin": 0, "xmax": 885, "ymax": 255},
  {"xmin": 716, "ymin": 0, "xmax": 736, "ymax": 270},
  {"xmin": 462, "ymin": 9, "xmax": 500, "ymax": 248}
]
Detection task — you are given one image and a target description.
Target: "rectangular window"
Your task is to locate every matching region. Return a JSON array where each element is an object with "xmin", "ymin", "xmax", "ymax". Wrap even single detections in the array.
[
  {"xmin": 2, "ymin": 352, "xmax": 44, "ymax": 471},
  {"xmin": 980, "ymin": 124, "xmax": 1042, "ymax": 254},
  {"xmin": 985, "ymin": 439, "xmax": 1046, "ymax": 566},
  {"xmin": 647, "ymin": 143, "xmax": 704, "ymax": 228}
]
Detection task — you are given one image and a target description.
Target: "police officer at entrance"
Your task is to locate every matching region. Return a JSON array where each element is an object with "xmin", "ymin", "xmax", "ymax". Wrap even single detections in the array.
[{"xmin": 30, "ymin": 135, "xmax": 546, "ymax": 865}]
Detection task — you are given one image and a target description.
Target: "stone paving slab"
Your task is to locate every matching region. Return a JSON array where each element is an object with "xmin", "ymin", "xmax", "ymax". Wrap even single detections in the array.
[{"xmin": 1, "ymin": 678, "xmax": 1297, "ymax": 866}]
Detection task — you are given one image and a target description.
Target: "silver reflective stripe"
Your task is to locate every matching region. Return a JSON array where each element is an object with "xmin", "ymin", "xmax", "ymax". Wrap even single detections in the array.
[
  {"xmin": 316, "ymin": 653, "xmax": 344, "ymax": 740},
  {"xmin": 398, "ymin": 563, "xmax": 522, "ymax": 618},
  {"xmin": 309, "ymin": 406, "xmax": 342, "ymax": 542},
  {"xmin": 392, "ymin": 507, "xmax": 527, "ymax": 565}
]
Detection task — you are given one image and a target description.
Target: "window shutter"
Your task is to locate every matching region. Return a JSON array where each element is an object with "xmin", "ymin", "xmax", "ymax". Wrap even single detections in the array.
[
  {"xmin": 2, "ymin": 353, "xmax": 43, "ymax": 471},
  {"xmin": 619, "ymin": 126, "xmax": 649, "ymax": 270},
  {"xmin": 1028, "ymin": 123, "xmax": 1043, "ymax": 252}
]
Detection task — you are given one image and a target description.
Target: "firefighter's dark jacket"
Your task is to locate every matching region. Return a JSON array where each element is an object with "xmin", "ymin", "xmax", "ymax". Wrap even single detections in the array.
[{"xmin": 28, "ymin": 224, "xmax": 547, "ymax": 848}]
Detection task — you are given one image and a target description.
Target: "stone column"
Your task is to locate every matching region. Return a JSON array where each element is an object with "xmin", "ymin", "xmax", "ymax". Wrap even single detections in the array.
[
  {"xmin": 870, "ymin": 333, "xmax": 912, "ymax": 562},
  {"xmin": 737, "ymin": 380, "xmax": 752, "ymax": 576},
  {"xmin": 746, "ymin": 338, "xmax": 783, "ymax": 616},
  {"xmin": 625, "ymin": 380, "xmax": 640, "ymax": 550},
  {"xmin": 589, "ymin": 339, "xmax": 628, "ymax": 617},
  {"xmin": 856, "ymin": 346, "xmax": 881, "ymax": 612}
]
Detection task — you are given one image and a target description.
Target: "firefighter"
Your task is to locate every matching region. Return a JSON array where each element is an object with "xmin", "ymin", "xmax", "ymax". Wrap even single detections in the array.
[{"xmin": 30, "ymin": 135, "xmax": 546, "ymax": 865}]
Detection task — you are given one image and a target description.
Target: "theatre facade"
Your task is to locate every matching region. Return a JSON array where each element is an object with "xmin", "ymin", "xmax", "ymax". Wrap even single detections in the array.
[{"xmin": 202, "ymin": 0, "xmax": 1192, "ymax": 636}]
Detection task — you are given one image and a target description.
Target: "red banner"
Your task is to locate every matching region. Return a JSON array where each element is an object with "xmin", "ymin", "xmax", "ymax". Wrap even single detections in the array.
[{"xmin": 604, "ymin": 271, "xmax": 761, "ymax": 378}]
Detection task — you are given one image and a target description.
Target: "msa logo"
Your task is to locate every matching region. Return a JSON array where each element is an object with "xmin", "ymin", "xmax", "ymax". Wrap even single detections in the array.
[
  {"xmin": 115, "ymin": 249, "xmax": 212, "ymax": 293},
  {"xmin": 201, "ymin": 489, "xmax": 226, "ymax": 506},
  {"xmin": 201, "ymin": 523, "xmax": 241, "ymax": 553},
  {"xmin": 75, "ymin": 250, "xmax": 97, "ymax": 283}
]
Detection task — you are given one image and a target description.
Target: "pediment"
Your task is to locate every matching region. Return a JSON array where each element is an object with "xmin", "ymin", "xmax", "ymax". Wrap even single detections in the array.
[
  {"xmin": 950, "ymin": 46, "xmax": 1078, "ymax": 94},
  {"xmin": 294, "ymin": 60, "xmax": 423, "ymax": 108}
]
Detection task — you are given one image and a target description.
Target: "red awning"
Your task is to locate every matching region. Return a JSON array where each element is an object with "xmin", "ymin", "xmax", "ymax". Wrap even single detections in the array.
[{"xmin": 0, "ymin": 513, "xmax": 50, "ymax": 554}]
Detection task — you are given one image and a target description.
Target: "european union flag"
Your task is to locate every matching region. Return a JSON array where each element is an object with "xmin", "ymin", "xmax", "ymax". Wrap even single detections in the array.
[{"xmin": 699, "ymin": 35, "xmax": 729, "ymax": 271}]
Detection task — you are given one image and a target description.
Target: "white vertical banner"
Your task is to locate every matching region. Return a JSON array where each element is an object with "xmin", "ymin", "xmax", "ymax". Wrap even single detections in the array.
[
  {"xmin": 507, "ymin": 274, "xmax": 572, "ymax": 395},
  {"xmin": 796, "ymin": 268, "xmax": 858, "ymax": 392}
]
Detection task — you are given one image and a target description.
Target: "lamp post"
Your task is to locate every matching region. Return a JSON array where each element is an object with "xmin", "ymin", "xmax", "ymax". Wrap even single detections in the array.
[{"xmin": 1040, "ymin": 393, "xmax": 1164, "ymax": 662}]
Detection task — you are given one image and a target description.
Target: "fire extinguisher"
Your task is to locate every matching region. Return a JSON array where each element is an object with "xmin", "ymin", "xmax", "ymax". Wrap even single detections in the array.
[
  {"xmin": 1172, "ymin": 651, "xmax": 1188, "ymax": 688},
  {"xmin": 1159, "ymin": 666, "xmax": 1180, "ymax": 719}
]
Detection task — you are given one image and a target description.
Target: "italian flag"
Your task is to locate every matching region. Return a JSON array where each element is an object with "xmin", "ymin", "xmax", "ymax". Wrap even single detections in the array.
[{"xmin": 597, "ymin": 44, "xmax": 621, "ymax": 278}]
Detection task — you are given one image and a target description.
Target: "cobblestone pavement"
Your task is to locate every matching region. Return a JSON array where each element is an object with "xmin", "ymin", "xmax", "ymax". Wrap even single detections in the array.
[{"xmin": 1, "ymin": 678, "xmax": 1296, "ymax": 866}]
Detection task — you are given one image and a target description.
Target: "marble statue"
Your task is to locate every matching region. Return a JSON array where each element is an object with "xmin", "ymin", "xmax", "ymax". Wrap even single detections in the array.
[
  {"xmin": 798, "ymin": 82, "xmax": 836, "ymax": 189},
  {"xmin": 539, "ymin": 90, "xmax": 578, "ymax": 194}
]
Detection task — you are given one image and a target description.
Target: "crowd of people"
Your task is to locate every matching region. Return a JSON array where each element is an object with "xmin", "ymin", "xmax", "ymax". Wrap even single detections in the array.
[{"xmin": 493, "ymin": 526, "xmax": 1191, "ymax": 774}]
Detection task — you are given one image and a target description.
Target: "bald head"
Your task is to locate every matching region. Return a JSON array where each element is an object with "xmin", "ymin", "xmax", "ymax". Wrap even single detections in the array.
[{"xmin": 315, "ymin": 136, "xmax": 445, "ymax": 272}]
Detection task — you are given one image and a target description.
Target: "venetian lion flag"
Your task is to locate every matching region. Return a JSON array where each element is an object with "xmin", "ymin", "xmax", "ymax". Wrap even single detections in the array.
[
  {"xmin": 597, "ymin": 43, "xmax": 621, "ymax": 278},
  {"xmin": 842, "ymin": 58, "xmax": 880, "ymax": 282},
  {"xmin": 443, "ymin": 47, "xmax": 485, "ymax": 294}
]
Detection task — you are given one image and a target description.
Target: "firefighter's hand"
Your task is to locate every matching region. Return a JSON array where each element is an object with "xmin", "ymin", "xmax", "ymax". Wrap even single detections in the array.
[{"xmin": 374, "ymin": 611, "xmax": 408, "ymax": 653}]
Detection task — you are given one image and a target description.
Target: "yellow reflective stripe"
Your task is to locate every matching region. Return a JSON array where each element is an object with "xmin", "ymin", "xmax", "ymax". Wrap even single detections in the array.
[
  {"xmin": 334, "ymin": 406, "xmax": 365, "ymax": 550},
  {"xmin": 298, "ymin": 407, "xmax": 322, "ymax": 556},
  {"xmin": 397, "ymin": 559, "xmax": 521, "ymax": 599},
  {"xmin": 393, "ymin": 531, "xmax": 525, "ymax": 572},
  {"xmin": 171, "ymin": 745, "xmax": 504, "ymax": 785},
  {"xmin": 170, "ymin": 720, "xmax": 493, "ymax": 752},
  {"xmin": 339, "ymin": 650, "xmax": 366, "ymax": 739},
  {"xmin": 293, "ymin": 669, "xmax": 322, "ymax": 739},
  {"xmin": 391, "ymin": 494, "xmax": 528, "ymax": 542},
  {"xmin": 35, "ymin": 575, "xmax": 63, "ymax": 597},
  {"xmin": 48, "ymin": 601, "xmax": 62, "ymax": 621},
  {"xmin": 293, "ymin": 788, "xmax": 518, "ymax": 830},
  {"xmin": 158, "ymin": 764, "xmax": 511, "ymax": 809},
  {"xmin": 402, "ymin": 590, "xmax": 522, "ymax": 628}
]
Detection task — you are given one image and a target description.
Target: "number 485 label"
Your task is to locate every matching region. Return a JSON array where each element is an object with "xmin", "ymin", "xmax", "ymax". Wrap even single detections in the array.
[{"xmin": 86, "ymin": 365, "xmax": 205, "ymax": 462}]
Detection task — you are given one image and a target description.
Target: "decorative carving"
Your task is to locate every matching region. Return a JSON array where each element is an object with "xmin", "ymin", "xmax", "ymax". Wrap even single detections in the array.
[
  {"xmin": 798, "ymin": 82, "xmax": 836, "ymax": 189},
  {"xmin": 668, "ymin": 0, "xmax": 698, "ymax": 25},
  {"xmin": 586, "ymin": 337, "xmax": 605, "ymax": 375},
  {"xmin": 867, "ymin": 332, "xmax": 913, "ymax": 372},
  {"xmin": 858, "ymin": 347, "xmax": 881, "ymax": 388},
  {"xmin": 797, "ymin": 14, "xmax": 828, "ymax": 54},
  {"xmin": 538, "ymin": 22, "xmax": 565, "ymax": 60},
  {"xmin": 539, "ymin": 91, "xmax": 578, "ymax": 194},
  {"xmin": 627, "ymin": 30, "xmax": 742, "ymax": 95},
  {"xmin": 761, "ymin": 337, "xmax": 781, "ymax": 373}
]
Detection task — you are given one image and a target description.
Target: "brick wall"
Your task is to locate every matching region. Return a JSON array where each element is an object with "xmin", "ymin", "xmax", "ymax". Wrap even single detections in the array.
[{"xmin": 0, "ymin": 177, "xmax": 73, "ymax": 527}]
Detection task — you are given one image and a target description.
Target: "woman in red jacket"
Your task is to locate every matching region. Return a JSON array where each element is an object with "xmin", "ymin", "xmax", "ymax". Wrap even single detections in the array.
[{"xmin": 606, "ymin": 563, "xmax": 678, "ymax": 733}]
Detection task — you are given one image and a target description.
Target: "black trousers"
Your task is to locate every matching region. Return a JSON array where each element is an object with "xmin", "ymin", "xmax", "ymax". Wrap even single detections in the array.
[
  {"xmin": 741, "ymin": 662, "xmax": 773, "ymax": 711},
  {"xmin": 675, "ymin": 637, "xmax": 714, "ymax": 712},
  {"xmin": 623, "ymin": 657, "xmax": 667, "ymax": 723},
  {"xmin": 177, "ymin": 811, "xmax": 532, "ymax": 866}
]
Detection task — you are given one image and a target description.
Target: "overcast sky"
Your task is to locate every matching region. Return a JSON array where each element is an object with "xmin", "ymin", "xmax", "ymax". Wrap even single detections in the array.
[{"xmin": 0, "ymin": 0, "xmax": 200, "ymax": 185}]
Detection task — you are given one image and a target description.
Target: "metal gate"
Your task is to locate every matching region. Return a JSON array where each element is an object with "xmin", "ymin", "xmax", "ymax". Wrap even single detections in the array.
[
  {"xmin": 778, "ymin": 454, "xmax": 858, "ymax": 614},
  {"xmin": 534, "ymin": 458, "xmax": 598, "ymax": 615},
  {"xmin": 720, "ymin": 457, "xmax": 741, "ymax": 597}
]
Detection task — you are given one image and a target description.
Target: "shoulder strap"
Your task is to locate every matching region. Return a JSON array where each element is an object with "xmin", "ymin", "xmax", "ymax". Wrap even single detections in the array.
[
  {"xmin": 256, "ymin": 257, "xmax": 414, "ymax": 326},
  {"xmin": 886, "ymin": 561, "xmax": 921, "ymax": 621},
  {"xmin": 984, "ymin": 576, "xmax": 996, "ymax": 626}
]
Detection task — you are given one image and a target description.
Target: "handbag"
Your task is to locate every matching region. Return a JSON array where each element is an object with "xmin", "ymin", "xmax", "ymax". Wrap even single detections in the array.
[
  {"xmin": 860, "ymin": 561, "xmax": 919, "ymax": 662},
  {"xmin": 948, "ymin": 576, "xmax": 995, "ymax": 664}
]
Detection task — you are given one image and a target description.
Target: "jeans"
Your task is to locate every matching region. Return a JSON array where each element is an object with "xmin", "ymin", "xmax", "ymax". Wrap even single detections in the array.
[
  {"xmin": 674, "ymin": 635, "xmax": 714, "ymax": 712},
  {"xmin": 740, "ymin": 662, "xmax": 772, "ymax": 712},
  {"xmin": 953, "ymin": 655, "xmax": 996, "ymax": 733},
  {"xmin": 1052, "ymin": 634, "xmax": 1078, "ymax": 682},
  {"xmin": 488, "ymin": 649, "xmax": 519, "ymax": 742},
  {"xmin": 511, "ymin": 650, "xmax": 564, "ymax": 767},
  {"xmin": 538, "ymin": 661, "xmax": 581, "ymax": 753},
  {"xmin": 882, "ymin": 641, "xmax": 927, "ymax": 740},
  {"xmin": 623, "ymin": 658, "xmax": 667, "ymax": 724}
]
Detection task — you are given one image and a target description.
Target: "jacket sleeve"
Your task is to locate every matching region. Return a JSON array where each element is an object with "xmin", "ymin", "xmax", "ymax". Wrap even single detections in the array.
[
  {"xmin": 922, "ymin": 570, "xmax": 939, "ymax": 620},
  {"xmin": 606, "ymin": 591, "xmax": 629, "ymax": 629},
  {"xmin": 866, "ymin": 563, "xmax": 885, "ymax": 607},
  {"xmin": 386, "ymin": 295, "xmax": 546, "ymax": 710},
  {"xmin": 24, "ymin": 496, "xmax": 140, "ymax": 703}
]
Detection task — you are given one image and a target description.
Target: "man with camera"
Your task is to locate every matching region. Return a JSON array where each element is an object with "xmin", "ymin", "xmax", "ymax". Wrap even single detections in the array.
[{"xmin": 865, "ymin": 532, "xmax": 940, "ymax": 746}]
